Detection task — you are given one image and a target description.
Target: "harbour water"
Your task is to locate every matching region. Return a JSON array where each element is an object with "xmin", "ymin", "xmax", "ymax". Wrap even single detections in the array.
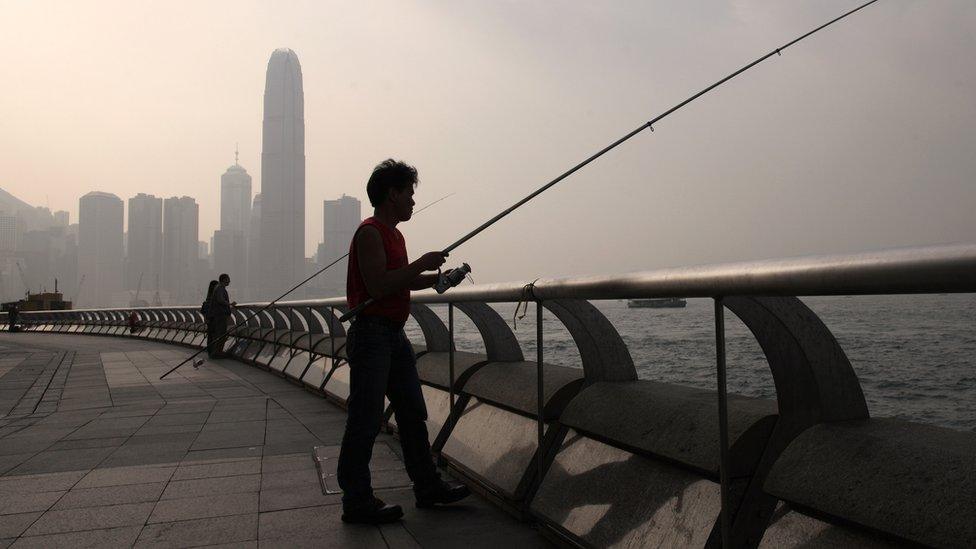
[{"xmin": 407, "ymin": 294, "xmax": 976, "ymax": 431}]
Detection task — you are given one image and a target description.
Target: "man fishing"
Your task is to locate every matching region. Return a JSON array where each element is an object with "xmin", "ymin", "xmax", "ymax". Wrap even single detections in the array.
[{"xmin": 338, "ymin": 159, "xmax": 470, "ymax": 524}]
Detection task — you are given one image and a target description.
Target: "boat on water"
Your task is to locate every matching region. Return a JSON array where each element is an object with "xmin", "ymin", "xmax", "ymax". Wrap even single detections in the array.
[{"xmin": 627, "ymin": 297, "xmax": 687, "ymax": 309}]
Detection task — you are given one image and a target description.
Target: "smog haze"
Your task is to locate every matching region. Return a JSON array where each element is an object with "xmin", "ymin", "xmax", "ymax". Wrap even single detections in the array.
[{"xmin": 2, "ymin": 1, "xmax": 974, "ymax": 284}]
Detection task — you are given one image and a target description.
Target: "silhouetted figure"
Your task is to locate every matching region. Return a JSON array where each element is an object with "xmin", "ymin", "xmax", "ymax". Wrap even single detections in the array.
[
  {"xmin": 127, "ymin": 311, "xmax": 142, "ymax": 334},
  {"xmin": 208, "ymin": 274, "xmax": 235, "ymax": 359},
  {"xmin": 7, "ymin": 305, "xmax": 19, "ymax": 333},
  {"xmin": 198, "ymin": 280, "xmax": 218, "ymax": 363},
  {"xmin": 337, "ymin": 159, "xmax": 470, "ymax": 525}
]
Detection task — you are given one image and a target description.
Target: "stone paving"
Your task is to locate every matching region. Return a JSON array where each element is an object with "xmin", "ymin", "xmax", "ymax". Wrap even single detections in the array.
[{"xmin": 0, "ymin": 332, "xmax": 548, "ymax": 548}]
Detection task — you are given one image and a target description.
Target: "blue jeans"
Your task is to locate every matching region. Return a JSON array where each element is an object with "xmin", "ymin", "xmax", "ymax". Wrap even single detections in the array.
[{"xmin": 337, "ymin": 316, "xmax": 439, "ymax": 506}]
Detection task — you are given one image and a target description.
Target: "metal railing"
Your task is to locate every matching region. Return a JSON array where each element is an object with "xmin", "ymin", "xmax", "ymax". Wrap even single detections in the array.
[{"xmin": 6, "ymin": 242, "xmax": 976, "ymax": 547}]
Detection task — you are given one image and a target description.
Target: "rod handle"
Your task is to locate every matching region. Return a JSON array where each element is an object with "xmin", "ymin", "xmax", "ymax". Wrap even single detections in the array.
[{"xmin": 338, "ymin": 301, "xmax": 369, "ymax": 323}]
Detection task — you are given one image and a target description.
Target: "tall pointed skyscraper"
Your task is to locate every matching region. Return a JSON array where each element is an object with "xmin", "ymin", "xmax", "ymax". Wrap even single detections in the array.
[
  {"xmin": 258, "ymin": 48, "xmax": 305, "ymax": 298},
  {"xmin": 220, "ymin": 146, "xmax": 252, "ymax": 233},
  {"xmin": 214, "ymin": 147, "xmax": 251, "ymax": 291}
]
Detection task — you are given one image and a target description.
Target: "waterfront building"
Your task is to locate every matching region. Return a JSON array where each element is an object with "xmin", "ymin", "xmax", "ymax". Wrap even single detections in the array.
[
  {"xmin": 217, "ymin": 152, "xmax": 250, "ymax": 285},
  {"xmin": 0, "ymin": 188, "xmax": 58, "ymax": 232},
  {"xmin": 212, "ymin": 229, "xmax": 246, "ymax": 283},
  {"xmin": 221, "ymin": 148, "xmax": 252, "ymax": 233},
  {"xmin": 318, "ymin": 194, "xmax": 361, "ymax": 296},
  {"xmin": 0, "ymin": 213, "xmax": 21, "ymax": 252},
  {"xmin": 162, "ymin": 196, "xmax": 199, "ymax": 304},
  {"xmin": 78, "ymin": 191, "xmax": 123, "ymax": 307},
  {"xmin": 18, "ymin": 226, "xmax": 71, "ymax": 295},
  {"xmin": 321, "ymin": 194, "xmax": 361, "ymax": 265},
  {"xmin": 126, "ymin": 193, "xmax": 163, "ymax": 291},
  {"xmin": 258, "ymin": 48, "xmax": 305, "ymax": 299}
]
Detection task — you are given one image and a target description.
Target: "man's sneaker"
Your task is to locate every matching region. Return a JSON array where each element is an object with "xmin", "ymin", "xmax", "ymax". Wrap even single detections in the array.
[
  {"xmin": 414, "ymin": 479, "xmax": 471, "ymax": 508},
  {"xmin": 341, "ymin": 497, "xmax": 403, "ymax": 524}
]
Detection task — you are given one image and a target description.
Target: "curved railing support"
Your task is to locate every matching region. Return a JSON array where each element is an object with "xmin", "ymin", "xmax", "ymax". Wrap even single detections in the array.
[
  {"xmin": 543, "ymin": 298, "xmax": 637, "ymax": 383},
  {"xmin": 409, "ymin": 304, "xmax": 451, "ymax": 353}
]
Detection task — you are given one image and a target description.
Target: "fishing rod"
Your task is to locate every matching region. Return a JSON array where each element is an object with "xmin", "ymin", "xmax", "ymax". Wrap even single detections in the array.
[
  {"xmin": 339, "ymin": 0, "xmax": 881, "ymax": 323},
  {"xmin": 158, "ymin": 192, "xmax": 455, "ymax": 380}
]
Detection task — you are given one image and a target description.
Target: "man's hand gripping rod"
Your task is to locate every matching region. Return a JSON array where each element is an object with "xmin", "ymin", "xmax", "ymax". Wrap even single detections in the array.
[
  {"xmin": 338, "ymin": 0, "xmax": 880, "ymax": 324},
  {"xmin": 434, "ymin": 263, "xmax": 471, "ymax": 294},
  {"xmin": 158, "ymin": 193, "xmax": 455, "ymax": 380}
]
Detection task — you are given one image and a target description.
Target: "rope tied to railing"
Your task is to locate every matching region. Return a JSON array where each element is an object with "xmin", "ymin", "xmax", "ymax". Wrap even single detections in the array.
[{"xmin": 512, "ymin": 279, "xmax": 539, "ymax": 330}]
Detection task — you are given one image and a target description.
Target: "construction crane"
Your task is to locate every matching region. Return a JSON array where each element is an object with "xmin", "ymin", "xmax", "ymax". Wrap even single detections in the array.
[
  {"xmin": 152, "ymin": 273, "xmax": 162, "ymax": 307},
  {"xmin": 75, "ymin": 274, "xmax": 86, "ymax": 304},
  {"xmin": 16, "ymin": 262, "xmax": 30, "ymax": 296},
  {"xmin": 129, "ymin": 273, "xmax": 149, "ymax": 307}
]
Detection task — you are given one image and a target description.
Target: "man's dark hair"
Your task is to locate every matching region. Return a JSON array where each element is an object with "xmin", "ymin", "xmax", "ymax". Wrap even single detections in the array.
[
  {"xmin": 366, "ymin": 159, "xmax": 418, "ymax": 207},
  {"xmin": 218, "ymin": 273, "xmax": 230, "ymax": 283}
]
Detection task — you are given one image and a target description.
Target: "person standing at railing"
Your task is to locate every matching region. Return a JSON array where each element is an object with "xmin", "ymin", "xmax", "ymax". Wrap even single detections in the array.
[
  {"xmin": 128, "ymin": 311, "xmax": 142, "ymax": 334},
  {"xmin": 209, "ymin": 274, "xmax": 236, "ymax": 359},
  {"xmin": 202, "ymin": 279, "xmax": 218, "ymax": 358},
  {"xmin": 337, "ymin": 159, "xmax": 470, "ymax": 525},
  {"xmin": 7, "ymin": 305, "xmax": 19, "ymax": 333}
]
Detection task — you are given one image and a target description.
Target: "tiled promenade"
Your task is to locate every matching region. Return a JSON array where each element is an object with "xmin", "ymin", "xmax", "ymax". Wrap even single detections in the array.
[{"xmin": 0, "ymin": 332, "xmax": 547, "ymax": 548}]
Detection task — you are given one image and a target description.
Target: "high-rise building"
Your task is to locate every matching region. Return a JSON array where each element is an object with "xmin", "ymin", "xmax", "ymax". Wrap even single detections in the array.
[
  {"xmin": 126, "ymin": 193, "xmax": 162, "ymax": 291},
  {"xmin": 216, "ymin": 151, "xmax": 251, "ymax": 288},
  {"xmin": 0, "ymin": 188, "xmax": 56, "ymax": 232},
  {"xmin": 0, "ymin": 213, "xmax": 21, "ymax": 252},
  {"xmin": 321, "ymin": 194, "xmax": 361, "ymax": 264},
  {"xmin": 317, "ymin": 195, "xmax": 361, "ymax": 296},
  {"xmin": 78, "ymin": 192, "xmax": 123, "ymax": 307},
  {"xmin": 258, "ymin": 48, "xmax": 305, "ymax": 298},
  {"xmin": 162, "ymin": 196, "xmax": 199, "ymax": 304},
  {"xmin": 197, "ymin": 240, "xmax": 212, "ymax": 288},
  {"xmin": 220, "ymin": 148, "xmax": 252, "ymax": 233},
  {"xmin": 246, "ymin": 193, "xmax": 262, "ymax": 300},
  {"xmin": 20, "ymin": 226, "xmax": 72, "ymax": 294},
  {"xmin": 53, "ymin": 211, "xmax": 69, "ymax": 227},
  {"xmin": 213, "ymin": 230, "xmax": 246, "ymax": 283}
]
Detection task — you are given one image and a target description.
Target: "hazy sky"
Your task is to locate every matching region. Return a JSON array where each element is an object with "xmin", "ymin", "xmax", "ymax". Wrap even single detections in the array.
[{"xmin": 2, "ymin": 1, "xmax": 974, "ymax": 284}]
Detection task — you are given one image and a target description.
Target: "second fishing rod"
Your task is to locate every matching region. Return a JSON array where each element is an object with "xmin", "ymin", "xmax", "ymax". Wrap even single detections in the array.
[{"xmin": 339, "ymin": 0, "xmax": 881, "ymax": 323}]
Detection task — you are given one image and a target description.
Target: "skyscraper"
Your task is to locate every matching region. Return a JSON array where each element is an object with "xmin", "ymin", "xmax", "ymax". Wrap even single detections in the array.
[
  {"xmin": 258, "ymin": 48, "xmax": 305, "ymax": 298},
  {"xmin": 126, "ymin": 193, "xmax": 163, "ymax": 291},
  {"xmin": 321, "ymin": 195, "xmax": 361, "ymax": 262},
  {"xmin": 162, "ymin": 196, "xmax": 199, "ymax": 304},
  {"xmin": 220, "ymin": 148, "xmax": 252, "ymax": 233},
  {"xmin": 215, "ymin": 150, "xmax": 251, "ymax": 288},
  {"xmin": 318, "ymin": 194, "xmax": 361, "ymax": 297},
  {"xmin": 213, "ymin": 229, "xmax": 246, "ymax": 284},
  {"xmin": 78, "ymin": 192, "xmax": 123, "ymax": 307},
  {"xmin": 0, "ymin": 213, "xmax": 21, "ymax": 252}
]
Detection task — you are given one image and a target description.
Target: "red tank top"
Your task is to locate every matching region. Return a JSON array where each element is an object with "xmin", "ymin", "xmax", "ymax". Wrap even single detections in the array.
[{"xmin": 347, "ymin": 217, "xmax": 411, "ymax": 324}]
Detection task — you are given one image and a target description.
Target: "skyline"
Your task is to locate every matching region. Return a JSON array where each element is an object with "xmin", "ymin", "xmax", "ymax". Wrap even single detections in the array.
[{"xmin": 1, "ymin": 1, "xmax": 974, "ymax": 285}]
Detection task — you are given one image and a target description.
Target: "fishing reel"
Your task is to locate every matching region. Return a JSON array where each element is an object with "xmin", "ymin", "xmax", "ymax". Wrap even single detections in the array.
[{"xmin": 434, "ymin": 263, "xmax": 472, "ymax": 294}]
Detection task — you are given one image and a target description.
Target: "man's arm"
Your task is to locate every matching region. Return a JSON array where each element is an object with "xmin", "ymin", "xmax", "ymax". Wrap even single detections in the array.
[
  {"xmin": 409, "ymin": 274, "xmax": 439, "ymax": 291},
  {"xmin": 357, "ymin": 226, "xmax": 446, "ymax": 298}
]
